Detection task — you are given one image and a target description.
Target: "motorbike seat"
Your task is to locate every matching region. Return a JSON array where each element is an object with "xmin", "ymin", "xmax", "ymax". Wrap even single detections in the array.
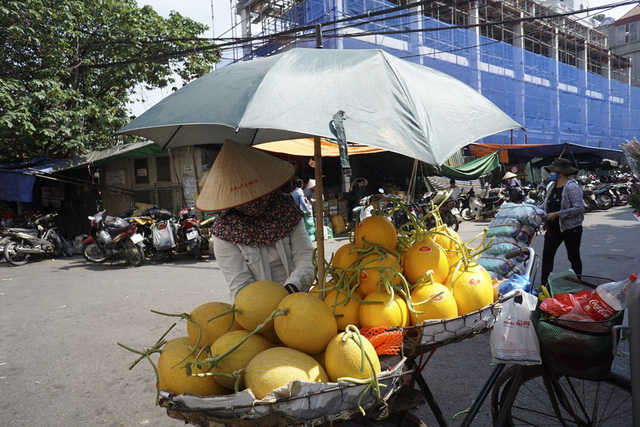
[
  {"xmin": 5, "ymin": 228, "xmax": 39, "ymax": 236},
  {"xmin": 105, "ymin": 225, "xmax": 130, "ymax": 235},
  {"xmin": 480, "ymin": 196, "xmax": 501, "ymax": 204}
]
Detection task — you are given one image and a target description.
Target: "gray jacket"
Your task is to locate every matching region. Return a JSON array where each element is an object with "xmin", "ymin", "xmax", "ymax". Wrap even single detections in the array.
[
  {"xmin": 541, "ymin": 179, "xmax": 584, "ymax": 232},
  {"xmin": 213, "ymin": 220, "xmax": 315, "ymax": 299}
]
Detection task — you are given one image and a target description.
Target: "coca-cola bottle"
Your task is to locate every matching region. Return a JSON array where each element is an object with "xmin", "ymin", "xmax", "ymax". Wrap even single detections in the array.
[{"xmin": 560, "ymin": 273, "xmax": 638, "ymax": 321}]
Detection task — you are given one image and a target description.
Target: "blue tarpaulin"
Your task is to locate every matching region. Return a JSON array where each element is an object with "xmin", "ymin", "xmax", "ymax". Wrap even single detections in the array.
[
  {"xmin": 0, "ymin": 141, "xmax": 156, "ymax": 203},
  {"xmin": 0, "ymin": 158, "xmax": 67, "ymax": 203}
]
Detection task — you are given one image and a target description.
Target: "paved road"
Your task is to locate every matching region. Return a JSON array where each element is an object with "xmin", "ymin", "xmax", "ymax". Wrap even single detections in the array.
[{"xmin": 0, "ymin": 205, "xmax": 637, "ymax": 426}]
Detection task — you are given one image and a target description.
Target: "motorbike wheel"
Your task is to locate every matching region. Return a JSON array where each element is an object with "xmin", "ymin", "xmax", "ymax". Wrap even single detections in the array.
[
  {"xmin": 595, "ymin": 193, "xmax": 613, "ymax": 210},
  {"xmin": 460, "ymin": 207, "xmax": 474, "ymax": 221},
  {"xmin": 3, "ymin": 240, "xmax": 32, "ymax": 266},
  {"xmin": 582, "ymin": 196, "xmax": 594, "ymax": 213},
  {"xmin": 444, "ymin": 211, "xmax": 459, "ymax": 232},
  {"xmin": 52, "ymin": 233, "xmax": 74, "ymax": 257},
  {"xmin": 83, "ymin": 243, "xmax": 108, "ymax": 263},
  {"xmin": 124, "ymin": 241, "xmax": 145, "ymax": 267}
]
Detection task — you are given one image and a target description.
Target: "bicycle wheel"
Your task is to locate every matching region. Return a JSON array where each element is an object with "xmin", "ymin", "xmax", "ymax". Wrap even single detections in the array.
[{"xmin": 492, "ymin": 365, "xmax": 631, "ymax": 426}]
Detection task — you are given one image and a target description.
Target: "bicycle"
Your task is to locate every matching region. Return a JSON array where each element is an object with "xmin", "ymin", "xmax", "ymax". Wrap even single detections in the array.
[{"xmin": 489, "ymin": 275, "xmax": 634, "ymax": 426}]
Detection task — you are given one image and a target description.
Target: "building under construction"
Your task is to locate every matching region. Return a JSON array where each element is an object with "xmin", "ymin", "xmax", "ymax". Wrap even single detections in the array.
[{"xmin": 228, "ymin": 0, "xmax": 639, "ymax": 149}]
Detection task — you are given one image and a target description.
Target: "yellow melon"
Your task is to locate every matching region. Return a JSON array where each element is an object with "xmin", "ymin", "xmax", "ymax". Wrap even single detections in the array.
[
  {"xmin": 444, "ymin": 262, "xmax": 489, "ymax": 290},
  {"xmin": 157, "ymin": 337, "xmax": 229, "ymax": 397},
  {"xmin": 430, "ymin": 226, "xmax": 463, "ymax": 267},
  {"xmin": 357, "ymin": 252, "xmax": 402, "ymax": 296},
  {"xmin": 245, "ymin": 347, "xmax": 329, "ymax": 399},
  {"xmin": 359, "ymin": 291, "xmax": 409, "ymax": 329},
  {"xmin": 331, "ymin": 243, "xmax": 360, "ymax": 278},
  {"xmin": 274, "ymin": 293, "xmax": 338, "ymax": 354},
  {"xmin": 403, "ymin": 239, "xmax": 449, "ymax": 284},
  {"xmin": 234, "ymin": 281, "xmax": 289, "ymax": 334},
  {"xmin": 450, "ymin": 268, "xmax": 494, "ymax": 315},
  {"xmin": 325, "ymin": 332, "xmax": 381, "ymax": 382},
  {"xmin": 323, "ymin": 289, "xmax": 362, "ymax": 330},
  {"xmin": 186, "ymin": 302, "xmax": 244, "ymax": 349},
  {"xmin": 210, "ymin": 330, "xmax": 275, "ymax": 390},
  {"xmin": 211, "ymin": 331, "xmax": 275, "ymax": 390},
  {"xmin": 410, "ymin": 283, "xmax": 458, "ymax": 325},
  {"xmin": 354, "ymin": 216, "xmax": 397, "ymax": 250}
]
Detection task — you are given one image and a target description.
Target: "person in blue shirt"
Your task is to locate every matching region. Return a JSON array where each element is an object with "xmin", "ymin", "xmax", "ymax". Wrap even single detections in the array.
[{"xmin": 291, "ymin": 179, "xmax": 312, "ymax": 215}]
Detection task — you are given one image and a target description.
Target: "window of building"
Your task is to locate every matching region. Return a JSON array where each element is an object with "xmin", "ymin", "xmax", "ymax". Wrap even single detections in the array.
[
  {"xmin": 156, "ymin": 157, "xmax": 172, "ymax": 182},
  {"xmin": 134, "ymin": 158, "xmax": 149, "ymax": 184}
]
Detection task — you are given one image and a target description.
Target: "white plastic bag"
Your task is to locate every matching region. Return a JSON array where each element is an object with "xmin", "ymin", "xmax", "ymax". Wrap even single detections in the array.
[
  {"xmin": 490, "ymin": 290, "xmax": 541, "ymax": 365},
  {"xmin": 152, "ymin": 221, "xmax": 176, "ymax": 250}
]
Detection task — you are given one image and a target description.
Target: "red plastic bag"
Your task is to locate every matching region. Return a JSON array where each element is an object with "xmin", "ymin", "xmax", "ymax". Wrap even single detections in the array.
[{"xmin": 539, "ymin": 290, "xmax": 591, "ymax": 317}]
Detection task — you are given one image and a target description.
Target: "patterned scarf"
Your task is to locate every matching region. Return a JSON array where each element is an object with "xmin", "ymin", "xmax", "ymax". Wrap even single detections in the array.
[{"xmin": 211, "ymin": 191, "xmax": 304, "ymax": 246}]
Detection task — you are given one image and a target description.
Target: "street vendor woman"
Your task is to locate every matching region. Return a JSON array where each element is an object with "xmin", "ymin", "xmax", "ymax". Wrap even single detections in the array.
[{"xmin": 196, "ymin": 140, "xmax": 315, "ymax": 299}]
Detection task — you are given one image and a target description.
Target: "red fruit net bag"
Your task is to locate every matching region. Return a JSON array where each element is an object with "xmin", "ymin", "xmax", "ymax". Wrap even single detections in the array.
[{"xmin": 539, "ymin": 290, "xmax": 591, "ymax": 317}]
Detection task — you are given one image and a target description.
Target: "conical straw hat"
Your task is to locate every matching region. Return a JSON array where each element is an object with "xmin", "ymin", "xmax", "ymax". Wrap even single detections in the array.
[{"xmin": 196, "ymin": 140, "xmax": 295, "ymax": 211}]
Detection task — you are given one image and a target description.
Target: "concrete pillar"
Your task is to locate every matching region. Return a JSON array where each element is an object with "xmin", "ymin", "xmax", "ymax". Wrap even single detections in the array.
[
  {"xmin": 468, "ymin": 2, "xmax": 482, "ymax": 93},
  {"xmin": 409, "ymin": 3, "xmax": 424, "ymax": 64},
  {"xmin": 513, "ymin": 14, "xmax": 526, "ymax": 134},
  {"xmin": 332, "ymin": 0, "xmax": 344, "ymax": 50},
  {"xmin": 552, "ymin": 28, "xmax": 561, "ymax": 144},
  {"xmin": 239, "ymin": 6, "xmax": 252, "ymax": 60},
  {"xmin": 605, "ymin": 50, "xmax": 612, "ymax": 144},
  {"xmin": 579, "ymin": 41, "xmax": 588, "ymax": 143}
]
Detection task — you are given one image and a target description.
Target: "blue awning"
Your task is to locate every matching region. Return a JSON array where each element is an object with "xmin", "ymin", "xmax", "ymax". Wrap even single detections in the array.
[
  {"xmin": 0, "ymin": 141, "xmax": 156, "ymax": 203},
  {"xmin": 0, "ymin": 158, "xmax": 68, "ymax": 203}
]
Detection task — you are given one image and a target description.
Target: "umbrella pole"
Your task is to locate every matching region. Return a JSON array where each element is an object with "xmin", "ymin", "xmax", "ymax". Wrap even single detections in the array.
[{"xmin": 313, "ymin": 135, "xmax": 326, "ymax": 292}]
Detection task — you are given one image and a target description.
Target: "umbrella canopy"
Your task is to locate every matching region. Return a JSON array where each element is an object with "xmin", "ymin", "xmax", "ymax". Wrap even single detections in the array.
[
  {"xmin": 117, "ymin": 48, "xmax": 521, "ymax": 166},
  {"xmin": 256, "ymin": 138, "xmax": 384, "ymax": 157}
]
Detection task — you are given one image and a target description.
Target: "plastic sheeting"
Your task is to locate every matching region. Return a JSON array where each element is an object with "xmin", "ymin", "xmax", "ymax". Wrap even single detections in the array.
[{"xmin": 440, "ymin": 151, "xmax": 500, "ymax": 180}]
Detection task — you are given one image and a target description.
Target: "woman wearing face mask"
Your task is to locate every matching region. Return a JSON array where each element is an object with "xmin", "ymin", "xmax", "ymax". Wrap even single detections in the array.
[
  {"xmin": 540, "ymin": 157, "xmax": 584, "ymax": 285},
  {"xmin": 196, "ymin": 141, "xmax": 315, "ymax": 299}
]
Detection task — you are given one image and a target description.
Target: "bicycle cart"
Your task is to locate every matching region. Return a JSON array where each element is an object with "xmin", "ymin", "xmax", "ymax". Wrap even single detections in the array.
[
  {"xmin": 490, "ymin": 274, "xmax": 633, "ymax": 426},
  {"xmin": 157, "ymin": 248, "xmax": 537, "ymax": 427}
]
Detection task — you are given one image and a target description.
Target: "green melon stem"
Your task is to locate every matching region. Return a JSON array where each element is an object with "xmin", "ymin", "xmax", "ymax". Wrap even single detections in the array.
[
  {"xmin": 117, "ymin": 322, "xmax": 177, "ymax": 405},
  {"xmin": 190, "ymin": 308, "xmax": 288, "ymax": 372},
  {"xmin": 150, "ymin": 310, "xmax": 203, "ymax": 367}
]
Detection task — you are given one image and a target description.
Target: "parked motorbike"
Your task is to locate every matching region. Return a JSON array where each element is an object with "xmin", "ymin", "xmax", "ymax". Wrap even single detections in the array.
[
  {"xmin": 394, "ymin": 190, "xmax": 459, "ymax": 232},
  {"xmin": 175, "ymin": 207, "xmax": 204, "ymax": 260},
  {"xmin": 467, "ymin": 185, "xmax": 506, "ymax": 219},
  {"xmin": 140, "ymin": 206, "xmax": 175, "ymax": 261},
  {"xmin": 2, "ymin": 213, "xmax": 74, "ymax": 266},
  {"xmin": 523, "ymin": 183, "xmax": 546, "ymax": 206},
  {"xmin": 82, "ymin": 211, "xmax": 145, "ymax": 266},
  {"xmin": 456, "ymin": 189, "xmax": 474, "ymax": 221}
]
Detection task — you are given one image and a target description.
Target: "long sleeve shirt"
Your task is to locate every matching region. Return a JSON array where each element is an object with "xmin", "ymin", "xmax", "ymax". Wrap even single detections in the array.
[
  {"xmin": 212, "ymin": 219, "xmax": 315, "ymax": 299},
  {"xmin": 541, "ymin": 179, "xmax": 584, "ymax": 232}
]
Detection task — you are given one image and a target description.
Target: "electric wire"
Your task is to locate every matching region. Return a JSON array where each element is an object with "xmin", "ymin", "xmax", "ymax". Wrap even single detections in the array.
[{"xmin": 80, "ymin": 0, "xmax": 636, "ymax": 72}]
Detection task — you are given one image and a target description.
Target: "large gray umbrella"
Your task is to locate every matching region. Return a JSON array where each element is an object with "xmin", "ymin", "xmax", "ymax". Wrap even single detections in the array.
[
  {"xmin": 117, "ymin": 48, "xmax": 520, "ymax": 166},
  {"xmin": 117, "ymin": 48, "xmax": 521, "ymax": 283}
]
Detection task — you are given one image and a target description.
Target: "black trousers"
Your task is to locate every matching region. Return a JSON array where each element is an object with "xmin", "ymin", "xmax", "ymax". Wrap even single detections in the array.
[{"xmin": 541, "ymin": 225, "xmax": 583, "ymax": 285}]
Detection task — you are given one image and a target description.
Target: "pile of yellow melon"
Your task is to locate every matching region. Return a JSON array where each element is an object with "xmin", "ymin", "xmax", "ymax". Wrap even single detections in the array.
[
  {"xmin": 149, "ymin": 213, "xmax": 497, "ymax": 404},
  {"xmin": 156, "ymin": 281, "xmax": 381, "ymax": 401},
  {"xmin": 324, "ymin": 215, "xmax": 496, "ymax": 332}
]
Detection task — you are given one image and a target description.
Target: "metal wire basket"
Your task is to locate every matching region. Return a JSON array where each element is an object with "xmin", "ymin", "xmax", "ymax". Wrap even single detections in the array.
[
  {"xmin": 533, "ymin": 275, "xmax": 624, "ymax": 380},
  {"xmin": 158, "ymin": 357, "xmax": 408, "ymax": 427}
]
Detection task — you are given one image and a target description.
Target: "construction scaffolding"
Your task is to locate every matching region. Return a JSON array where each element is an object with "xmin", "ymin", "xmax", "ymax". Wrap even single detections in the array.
[{"xmin": 229, "ymin": 0, "xmax": 640, "ymax": 148}]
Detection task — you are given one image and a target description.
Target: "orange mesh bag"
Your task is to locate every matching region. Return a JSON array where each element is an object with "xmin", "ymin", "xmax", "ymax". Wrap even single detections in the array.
[{"xmin": 359, "ymin": 326, "xmax": 403, "ymax": 355}]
